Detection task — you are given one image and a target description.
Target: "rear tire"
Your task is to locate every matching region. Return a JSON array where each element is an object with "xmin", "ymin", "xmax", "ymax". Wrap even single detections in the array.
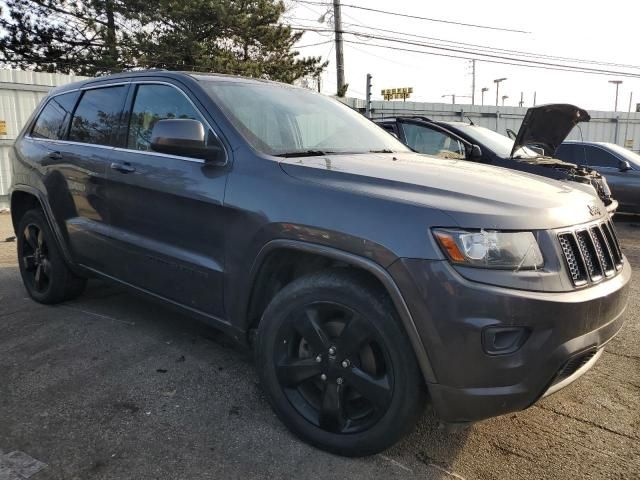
[
  {"xmin": 256, "ymin": 269, "xmax": 425, "ymax": 456},
  {"xmin": 17, "ymin": 209, "xmax": 87, "ymax": 304}
]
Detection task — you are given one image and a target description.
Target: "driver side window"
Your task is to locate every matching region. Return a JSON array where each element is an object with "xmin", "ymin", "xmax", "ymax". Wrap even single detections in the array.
[{"xmin": 400, "ymin": 123, "xmax": 466, "ymax": 159}]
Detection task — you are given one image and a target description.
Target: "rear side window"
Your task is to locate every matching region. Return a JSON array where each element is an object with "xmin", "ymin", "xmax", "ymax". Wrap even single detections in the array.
[
  {"xmin": 585, "ymin": 146, "xmax": 620, "ymax": 168},
  {"xmin": 68, "ymin": 86, "xmax": 127, "ymax": 146},
  {"xmin": 31, "ymin": 92, "xmax": 78, "ymax": 140},
  {"xmin": 127, "ymin": 84, "xmax": 205, "ymax": 151}
]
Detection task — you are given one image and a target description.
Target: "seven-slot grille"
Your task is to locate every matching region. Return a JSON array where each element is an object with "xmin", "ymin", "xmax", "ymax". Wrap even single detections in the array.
[{"xmin": 558, "ymin": 220, "xmax": 623, "ymax": 287}]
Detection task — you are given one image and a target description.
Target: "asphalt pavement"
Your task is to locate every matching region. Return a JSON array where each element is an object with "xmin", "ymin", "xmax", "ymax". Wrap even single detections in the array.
[{"xmin": 1, "ymin": 211, "xmax": 639, "ymax": 479}]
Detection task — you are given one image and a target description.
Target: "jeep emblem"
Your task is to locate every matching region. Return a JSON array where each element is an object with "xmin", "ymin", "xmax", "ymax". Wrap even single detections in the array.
[{"xmin": 588, "ymin": 204, "xmax": 601, "ymax": 216}]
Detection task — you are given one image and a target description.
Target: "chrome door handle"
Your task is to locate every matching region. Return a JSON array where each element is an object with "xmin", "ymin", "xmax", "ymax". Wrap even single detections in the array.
[{"xmin": 110, "ymin": 162, "xmax": 136, "ymax": 174}]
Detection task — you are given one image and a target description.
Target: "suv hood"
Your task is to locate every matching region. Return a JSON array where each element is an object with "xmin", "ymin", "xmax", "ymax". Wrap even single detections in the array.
[
  {"xmin": 279, "ymin": 152, "xmax": 605, "ymax": 230},
  {"xmin": 510, "ymin": 104, "xmax": 590, "ymax": 158}
]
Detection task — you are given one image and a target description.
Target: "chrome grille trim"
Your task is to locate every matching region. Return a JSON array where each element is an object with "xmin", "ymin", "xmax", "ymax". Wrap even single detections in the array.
[{"xmin": 557, "ymin": 218, "xmax": 623, "ymax": 287}]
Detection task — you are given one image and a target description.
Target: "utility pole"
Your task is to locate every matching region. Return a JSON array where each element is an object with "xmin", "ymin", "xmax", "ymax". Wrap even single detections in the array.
[
  {"xmin": 533, "ymin": 91, "xmax": 537, "ymax": 106},
  {"xmin": 494, "ymin": 77, "xmax": 507, "ymax": 106},
  {"xmin": 481, "ymin": 87, "xmax": 489, "ymax": 106},
  {"xmin": 624, "ymin": 91, "xmax": 633, "ymax": 146},
  {"xmin": 333, "ymin": 0, "xmax": 346, "ymax": 96},
  {"xmin": 442, "ymin": 94, "xmax": 456, "ymax": 104},
  {"xmin": 519, "ymin": 92, "xmax": 524, "ymax": 107},
  {"xmin": 365, "ymin": 73, "xmax": 372, "ymax": 118},
  {"xmin": 609, "ymin": 80, "xmax": 623, "ymax": 111},
  {"xmin": 471, "ymin": 60, "xmax": 476, "ymax": 105}
]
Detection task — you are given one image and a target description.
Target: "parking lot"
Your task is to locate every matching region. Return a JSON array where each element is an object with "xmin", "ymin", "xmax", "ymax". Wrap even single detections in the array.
[{"xmin": 0, "ymin": 210, "xmax": 638, "ymax": 480}]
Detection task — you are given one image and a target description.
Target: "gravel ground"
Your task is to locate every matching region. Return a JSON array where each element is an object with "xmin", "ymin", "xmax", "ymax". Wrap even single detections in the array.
[{"xmin": 0, "ymin": 210, "xmax": 639, "ymax": 480}]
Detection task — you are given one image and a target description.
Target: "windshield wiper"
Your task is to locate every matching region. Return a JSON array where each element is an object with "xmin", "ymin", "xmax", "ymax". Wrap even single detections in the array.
[
  {"xmin": 369, "ymin": 149, "xmax": 394, "ymax": 153},
  {"xmin": 276, "ymin": 150, "xmax": 331, "ymax": 158}
]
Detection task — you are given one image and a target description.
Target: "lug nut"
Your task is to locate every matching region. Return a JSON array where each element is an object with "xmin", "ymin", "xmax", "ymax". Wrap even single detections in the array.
[
  {"xmin": 336, "ymin": 377, "xmax": 343, "ymax": 385},
  {"xmin": 315, "ymin": 355, "xmax": 322, "ymax": 363},
  {"xmin": 341, "ymin": 360, "xmax": 350, "ymax": 368},
  {"xmin": 328, "ymin": 347, "xmax": 336, "ymax": 355},
  {"xmin": 320, "ymin": 374, "xmax": 327, "ymax": 381}
]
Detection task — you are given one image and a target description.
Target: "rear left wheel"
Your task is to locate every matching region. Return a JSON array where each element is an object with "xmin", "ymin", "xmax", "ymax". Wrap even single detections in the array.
[
  {"xmin": 256, "ymin": 269, "xmax": 425, "ymax": 456},
  {"xmin": 17, "ymin": 209, "xmax": 86, "ymax": 304}
]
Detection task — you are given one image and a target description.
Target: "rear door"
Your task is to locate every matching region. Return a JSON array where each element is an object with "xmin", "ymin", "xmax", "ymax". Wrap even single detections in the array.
[
  {"xmin": 104, "ymin": 81, "xmax": 229, "ymax": 318},
  {"xmin": 26, "ymin": 85, "xmax": 128, "ymax": 271}
]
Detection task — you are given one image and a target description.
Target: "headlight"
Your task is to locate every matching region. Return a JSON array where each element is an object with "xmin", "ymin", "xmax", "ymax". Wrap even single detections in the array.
[{"xmin": 433, "ymin": 229, "xmax": 544, "ymax": 270}]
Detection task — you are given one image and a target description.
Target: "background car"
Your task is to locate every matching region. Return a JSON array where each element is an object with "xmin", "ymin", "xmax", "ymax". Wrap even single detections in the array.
[
  {"xmin": 555, "ymin": 141, "xmax": 640, "ymax": 214},
  {"xmin": 376, "ymin": 105, "xmax": 615, "ymax": 211}
]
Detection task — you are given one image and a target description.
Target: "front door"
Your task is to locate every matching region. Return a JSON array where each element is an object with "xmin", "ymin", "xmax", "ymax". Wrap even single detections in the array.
[{"xmin": 104, "ymin": 82, "xmax": 229, "ymax": 319}]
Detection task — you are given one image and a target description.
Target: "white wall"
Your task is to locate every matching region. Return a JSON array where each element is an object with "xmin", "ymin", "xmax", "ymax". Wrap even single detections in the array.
[{"xmin": 0, "ymin": 69, "xmax": 88, "ymax": 208}]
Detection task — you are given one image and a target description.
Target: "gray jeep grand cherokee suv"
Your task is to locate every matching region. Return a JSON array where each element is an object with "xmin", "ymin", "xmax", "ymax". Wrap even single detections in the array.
[{"xmin": 9, "ymin": 71, "xmax": 631, "ymax": 456}]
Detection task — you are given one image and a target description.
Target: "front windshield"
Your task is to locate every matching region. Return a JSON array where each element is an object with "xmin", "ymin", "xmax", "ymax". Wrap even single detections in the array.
[
  {"xmin": 601, "ymin": 143, "xmax": 640, "ymax": 167},
  {"xmin": 200, "ymin": 80, "xmax": 410, "ymax": 156},
  {"xmin": 453, "ymin": 124, "xmax": 538, "ymax": 159}
]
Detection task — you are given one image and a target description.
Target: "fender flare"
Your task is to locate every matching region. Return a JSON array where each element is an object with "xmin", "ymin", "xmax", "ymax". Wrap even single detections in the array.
[
  {"xmin": 248, "ymin": 239, "xmax": 438, "ymax": 384},
  {"xmin": 9, "ymin": 185, "xmax": 76, "ymax": 268}
]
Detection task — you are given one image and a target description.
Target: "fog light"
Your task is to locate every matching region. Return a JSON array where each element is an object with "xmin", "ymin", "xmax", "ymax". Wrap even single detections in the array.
[{"xmin": 482, "ymin": 326, "xmax": 529, "ymax": 355}]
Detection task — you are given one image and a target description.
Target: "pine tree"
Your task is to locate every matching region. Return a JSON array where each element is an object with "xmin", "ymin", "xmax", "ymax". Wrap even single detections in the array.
[{"xmin": 0, "ymin": 0, "xmax": 326, "ymax": 83}]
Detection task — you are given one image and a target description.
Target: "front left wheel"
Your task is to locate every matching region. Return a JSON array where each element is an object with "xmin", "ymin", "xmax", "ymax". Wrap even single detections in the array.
[
  {"xmin": 17, "ymin": 208, "xmax": 87, "ymax": 304},
  {"xmin": 255, "ymin": 269, "xmax": 426, "ymax": 456}
]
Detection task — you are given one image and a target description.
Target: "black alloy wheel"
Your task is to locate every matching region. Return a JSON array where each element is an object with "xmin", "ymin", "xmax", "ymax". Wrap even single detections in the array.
[
  {"xmin": 21, "ymin": 223, "xmax": 52, "ymax": 293},
  {"xmin": 256, "ymin": 270, "xmax": 425, "ymax": 456},
  {"xmin": 275, "ymin": 301, "xmax": 393, "ymax": 434},
  {"xmin": 17, "ymin": 209, "xmax": 87, "ymax": 304}
]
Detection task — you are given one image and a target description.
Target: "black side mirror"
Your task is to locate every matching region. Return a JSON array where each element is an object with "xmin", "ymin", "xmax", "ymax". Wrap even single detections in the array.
[
  {"xmin": 620, "ymin": 160, "xmax": 632, "ymax": 172},
  {"xmin": 150, "ymin": 118, "xmax": 225, "ymax": 165},
  {"xmin": 470, "ymin": 144, "xmax": 483, "ymax": 160}
]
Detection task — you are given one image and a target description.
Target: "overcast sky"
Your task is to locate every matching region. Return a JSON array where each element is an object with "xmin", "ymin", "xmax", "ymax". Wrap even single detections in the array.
[{"xmin": 287, "ymin": 0, "xmax": 640, "ymax": 112}]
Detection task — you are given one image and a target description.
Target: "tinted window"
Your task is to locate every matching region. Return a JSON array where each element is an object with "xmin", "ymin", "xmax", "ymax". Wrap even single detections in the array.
[
  {"xmin": 585, "ymin": 146, "xmax": 620, "ymax": 168},
  {"xmin": 31, "ymin": 92, "xmax": 78, "ymax": 140},
  {"xmin": 555, "ymin": 144, "xmax": 578, "ymax": 163},
  {"xmin": 401, "ymin": 123, "xmax": 466, "ymax": 159},
  {"xmin": 127, "ymin": 84, "xmax": 204, "ymax": 151},
  {"xmin": 68, "ymin": 86, "xmax": 127, "ymax": 145}
]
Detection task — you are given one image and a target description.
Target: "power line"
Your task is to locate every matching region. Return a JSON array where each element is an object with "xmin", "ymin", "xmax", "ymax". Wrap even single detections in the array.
[
  {"xmin": 293, "ymin": 0, "xmax": 530, "ymax": 34},
  {"xmin": 335, "ymin": 20, "xmax": 640, "ymax": 71},
  {"xmin": 289, "ymin": 26, "xmax": 640, "ymax": 78},
  {"xmin": 288, "ymin": 16, "xmax": 640, "ymax": 71},
  {"xmin": 342, "ymin": 39, "xmax": 640, "ymax": 79},
  {"xmin": 295, "ymin": 39, "xmax": 333, "ymax": 48}
]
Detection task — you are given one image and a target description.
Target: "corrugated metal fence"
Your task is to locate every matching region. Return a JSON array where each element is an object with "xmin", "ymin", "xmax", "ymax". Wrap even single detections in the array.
[
  {"xmin": 0, "ymin": 69, "xmax": 88, "ymax": 208},
  {"xmin": 342, "ymin": 98, "xmax": 640, "ymax": 152}
]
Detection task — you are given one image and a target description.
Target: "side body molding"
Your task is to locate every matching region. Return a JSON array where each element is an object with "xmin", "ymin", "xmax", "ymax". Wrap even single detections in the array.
[{"xmin": 248, "ymin": 239, "xmax": 438, "ymax": 384}]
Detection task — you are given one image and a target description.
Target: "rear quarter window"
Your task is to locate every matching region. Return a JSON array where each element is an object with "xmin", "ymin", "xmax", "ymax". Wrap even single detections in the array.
[
  {"xmin": 31, "ymin": 92, "xmax": 79, "ymax": 140},
  {"xmin": 68, "ymin": 85, "xmax": 128, "ymax": 146}
]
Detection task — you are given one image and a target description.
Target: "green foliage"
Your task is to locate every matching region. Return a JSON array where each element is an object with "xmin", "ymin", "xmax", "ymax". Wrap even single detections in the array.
[{"xmin": 0, "ymin": 0, "xmax": 326, "ymax": 82}]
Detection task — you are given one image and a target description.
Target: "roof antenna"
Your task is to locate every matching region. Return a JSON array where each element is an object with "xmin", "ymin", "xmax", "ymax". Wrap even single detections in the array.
[{"xmin": 465, "ymin": 116, "xmax": 475, "ymax": 125}]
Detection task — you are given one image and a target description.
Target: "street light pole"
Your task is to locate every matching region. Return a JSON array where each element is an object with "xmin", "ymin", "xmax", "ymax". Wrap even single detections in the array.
[
  {"xmin": 502, "ymin": 95, "xmax": 509, "ymax": 106},
  {"xmin": 481, "ymin": 87, "xmax": 489, "ymax": 106},
  {"xmin": 609, "ymin": 80, "xmax": 623, "ymax": 111},
  {"xmin": 442, "ymin": 94, "xmax": 456, "ymax": 104},
  {"xmin": 494, "ymin": 78, "xmax": 507, "ymax": 106}
]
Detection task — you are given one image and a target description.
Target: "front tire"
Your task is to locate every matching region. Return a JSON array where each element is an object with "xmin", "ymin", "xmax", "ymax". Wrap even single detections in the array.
[
  {"xmin": 256, "ymin": 269, "xmax": 425, "ymax": 456},
  {"xmin": 17, "ymin": 209, "xmax": 86, "ymax": 304}
]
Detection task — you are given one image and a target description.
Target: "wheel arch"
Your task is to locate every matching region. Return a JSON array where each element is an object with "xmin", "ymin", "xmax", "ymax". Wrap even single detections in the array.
[
  {"xmin": 9, "ymin": 186, "xmax": 75, "ymax": 267},
  {"xmin": 245, "ymin": 239, "xmax": 437, "ymax": 383}
]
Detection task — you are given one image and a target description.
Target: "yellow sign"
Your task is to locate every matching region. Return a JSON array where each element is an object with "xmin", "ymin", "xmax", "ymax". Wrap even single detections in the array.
[
  {"xmin": 381, "ymin": 87, "xmax": 413, "ymax": 101},
  {"xmin": 0, "ymin": 120, "xmax": 6, "ymax": 135}
]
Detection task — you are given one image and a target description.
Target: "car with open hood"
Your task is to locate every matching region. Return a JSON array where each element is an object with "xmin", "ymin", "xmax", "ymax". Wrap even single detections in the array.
[
  {"xmin": 9, "ymin": 73, "xmax": 631, "ymax": 456},
  {"xmin": 376, "ymin": 104, "xmax": 616, "ymax": 212},
  {"xmin": 555, "ymin": 141, "xmax": 640, "ymax": 214}
]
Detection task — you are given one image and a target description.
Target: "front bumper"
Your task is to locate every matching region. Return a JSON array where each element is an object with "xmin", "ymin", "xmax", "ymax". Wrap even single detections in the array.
[{"xmin": 389, "ymin": 257, "xmax": 631, "ymax": 423}]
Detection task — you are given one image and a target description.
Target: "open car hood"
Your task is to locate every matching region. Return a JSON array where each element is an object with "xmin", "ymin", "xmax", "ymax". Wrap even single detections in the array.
[{"xmin": 510, "ymin": 104, "xmax": 590, "ymax": 158}]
